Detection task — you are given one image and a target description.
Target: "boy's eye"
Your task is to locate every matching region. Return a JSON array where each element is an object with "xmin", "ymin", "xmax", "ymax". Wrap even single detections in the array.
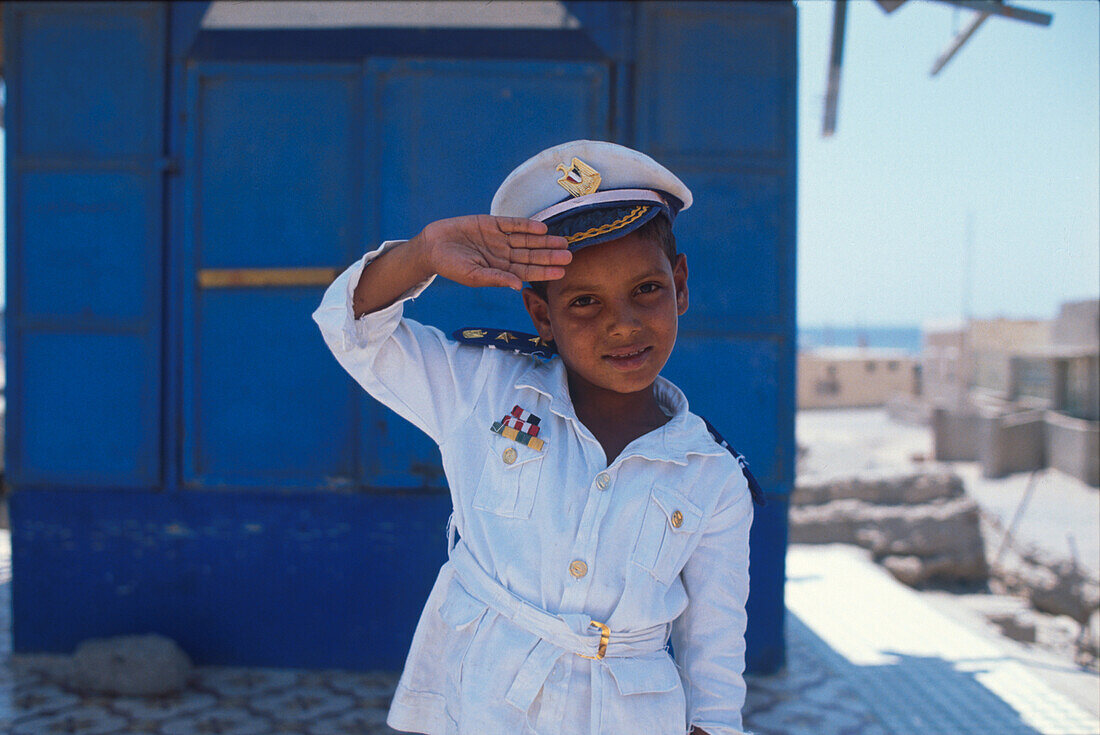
[
  {"xmin": 636, "ymin": 282, "xmax": 661, "ymax": 295},
  {"xmin": 570, "ymin": 295, "xmax": 596, "ymax": 308}
]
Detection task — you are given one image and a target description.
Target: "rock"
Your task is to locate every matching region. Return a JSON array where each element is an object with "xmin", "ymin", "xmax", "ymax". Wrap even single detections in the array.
[
  {"xmin": 789, "ymin": 499, "xmax": 863, "ymax": 544},
  {"xmin": 793, "ymin": 471, "xmax": 964, "ymax": 507},
  {"xmin": 790, "ymin": 492, "xmax": 987, "ymax": 587},
  {"xmin": 1025, "ymin": 565, "xmax": 1100, "ymax": 624},
  {"xmin": 69, "ymin": 634, "xmax": 192, "ymax": 696},
  {"xmin": 986, "ymin": 611, "xmax": 1038, "ymax": 643},
  {"xmin": 880, "ymin": 555, "xmax": 925, "ymax": 587},
  {"xmin": 878, "ymin": 551, "xmax": 988, "ymax": 588},
  {"xmin": 854, "ymin": 498, "xmax": 985, "ymax": 560},
  {"xmin": 998, "ymin": 553, "xmax": 1100, "ymax": 625}
]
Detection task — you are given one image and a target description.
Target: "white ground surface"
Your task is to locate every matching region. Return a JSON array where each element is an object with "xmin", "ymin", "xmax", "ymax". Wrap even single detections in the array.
[
  {"xmin": 788, "ymin": 544, "xmax": 1100, "ymax": 734},
  {"xmin": 795, "ymin": 407, "xmax": 1100, "ymax": 718}
]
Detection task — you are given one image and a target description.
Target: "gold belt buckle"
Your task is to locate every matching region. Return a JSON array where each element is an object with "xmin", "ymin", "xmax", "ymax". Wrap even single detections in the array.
[{"xmin": 578, "ymin": 621, "xmax": 610, "ymax": 660}]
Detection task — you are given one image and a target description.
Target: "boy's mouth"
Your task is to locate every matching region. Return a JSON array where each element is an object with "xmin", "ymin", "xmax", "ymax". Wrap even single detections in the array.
[{"xmin": 602, "ymin": 345, "xmax": 652, "ymax": 369}]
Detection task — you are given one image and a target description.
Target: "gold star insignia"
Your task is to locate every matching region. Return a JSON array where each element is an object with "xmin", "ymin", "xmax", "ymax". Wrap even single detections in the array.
[{"xmin": 495, "ymin": 331, "xmax": 514, "ymax": 342}]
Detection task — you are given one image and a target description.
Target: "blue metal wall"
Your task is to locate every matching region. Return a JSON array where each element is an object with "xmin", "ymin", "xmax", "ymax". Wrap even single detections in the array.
[{"xmin": 4, "ymin": 1, "xmax": 795, "ymax": 674}]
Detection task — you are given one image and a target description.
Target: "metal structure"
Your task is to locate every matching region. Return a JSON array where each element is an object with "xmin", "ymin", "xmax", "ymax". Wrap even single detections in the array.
[
  {"xmin": 823, "ymin": 0, "xmax": 1053, "ymax": 136},
  {"xmin": 3, "ymin": 1, "xmax": 796, "ymax": 674}
]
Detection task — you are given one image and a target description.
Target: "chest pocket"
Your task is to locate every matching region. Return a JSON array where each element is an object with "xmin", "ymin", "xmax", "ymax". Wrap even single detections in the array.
[
  {"xmin": 471, "ymin": 434, "xmax": 546, "ymax": 519},
  {"xmin": 630, "ymin": 487, "xmax": 703, "ymax": 584}
]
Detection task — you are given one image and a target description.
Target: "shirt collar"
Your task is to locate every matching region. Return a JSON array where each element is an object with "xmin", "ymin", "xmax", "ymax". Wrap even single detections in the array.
[{"xmin": 513, "ymin": 358, "xmax": 725, "ymax": 466}]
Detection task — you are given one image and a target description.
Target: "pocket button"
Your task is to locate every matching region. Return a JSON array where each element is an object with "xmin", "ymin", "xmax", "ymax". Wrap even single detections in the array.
[
  {"xmin": 502, "ymin": 447, "xmax": 518, "ymax": 464},
  {"xmin": 671, "ymin": 510, "xmax": 684, "ymax": 528}
]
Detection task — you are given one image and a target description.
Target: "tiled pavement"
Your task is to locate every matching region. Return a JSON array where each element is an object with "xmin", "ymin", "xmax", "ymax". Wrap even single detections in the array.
[
  {"xmin": 783, "ymin": 545, "xmax": 1098, "ymax": 735},
  {"xmin": 1, "ymin": 532, "xmax": 1097, "ymax": 734}
]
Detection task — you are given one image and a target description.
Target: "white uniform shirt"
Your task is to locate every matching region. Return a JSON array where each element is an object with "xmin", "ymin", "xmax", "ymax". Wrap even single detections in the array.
[{"xmin": 313, "ymin": 242, "xmax": 754, "ymax": 735}]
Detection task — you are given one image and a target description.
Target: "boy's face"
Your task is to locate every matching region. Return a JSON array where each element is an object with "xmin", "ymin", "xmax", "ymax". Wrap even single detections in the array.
[{"xmin": 522, "ymin": 231, "xmax": 689, "ymax": 398}]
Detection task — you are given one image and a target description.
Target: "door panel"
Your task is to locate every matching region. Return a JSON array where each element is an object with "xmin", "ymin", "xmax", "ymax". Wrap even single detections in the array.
[{"xmin": 183, "ymin": 63, "xmax": 361, "ymax": 488}]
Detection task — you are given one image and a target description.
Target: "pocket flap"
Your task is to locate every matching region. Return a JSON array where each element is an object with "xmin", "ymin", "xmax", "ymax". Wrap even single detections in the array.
[
  {"xmin": 603, "ymin": 652, "xmax": 681, "ymax": 695},
  {"xmin": 650, "ymin": 487, "xmax": 702, "ymax": 534},
  {"xmin": 489, "ymin": 432, "xmax": 545, "ymax": 469},
  {"xmin": 438, "ymin": 582, "xmax": 488, "ymax": 630}
]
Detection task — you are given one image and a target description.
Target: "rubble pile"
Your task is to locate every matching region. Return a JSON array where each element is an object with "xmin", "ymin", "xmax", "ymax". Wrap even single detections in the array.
[
  {"xmin": 790, "ymin": 471, "xmax": 989, "ymax": 587},
  {"xmin": 988, "ymin": 542, "xmax": 1100, "ymax": 667}
]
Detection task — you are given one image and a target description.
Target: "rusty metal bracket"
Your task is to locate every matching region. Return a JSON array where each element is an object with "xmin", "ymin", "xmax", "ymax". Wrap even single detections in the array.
[{"xmin": 197, "ymin": 267, "xmax": 339, "ymax": 288}]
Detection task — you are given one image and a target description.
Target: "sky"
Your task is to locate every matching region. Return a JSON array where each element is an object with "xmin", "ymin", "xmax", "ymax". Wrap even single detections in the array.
[
  {"xmin": 1, "ymin": 0, "xmax": 1098, "ymax": 327},
  {"xmin": 797, "ymin": 0, "xmax": 1099, "ymax": 327}
]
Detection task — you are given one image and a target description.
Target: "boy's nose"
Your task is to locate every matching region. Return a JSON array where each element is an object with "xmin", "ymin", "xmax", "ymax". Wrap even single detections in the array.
[{"xmin": 606, "ymin": 301, "xmax": 643, "ymax": 336}]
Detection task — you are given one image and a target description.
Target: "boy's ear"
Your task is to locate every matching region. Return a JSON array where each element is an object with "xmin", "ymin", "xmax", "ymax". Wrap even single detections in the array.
[
  {"xmin": 673, "ymin": 253, "xmax": 689, "ymax": 316},
  {"xmin": 521, "ymin": 287, "xmax": 555, "ymax": 343}
]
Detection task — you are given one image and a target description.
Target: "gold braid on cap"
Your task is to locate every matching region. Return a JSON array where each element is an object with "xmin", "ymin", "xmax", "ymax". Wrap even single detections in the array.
[{"xmin": 566, "ymin": 205, "xmax": 650, "ymax": 244}]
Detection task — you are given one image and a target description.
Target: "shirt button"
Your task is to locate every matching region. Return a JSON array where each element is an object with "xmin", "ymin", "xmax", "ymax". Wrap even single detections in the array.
[
  {"xmin": 569, "ymin": 560, "xmax": 588, "ymax": 579},
  {"xmin": 671, "ymin": 510, "xmax": 684, "ymax": 528},
  {"xmin": 594, "ymin": 472, "xmax": 610, "ymax": 490},
  {"xmin": 502, "ymin": 447, "xmax": 517, "ymax": 464}
]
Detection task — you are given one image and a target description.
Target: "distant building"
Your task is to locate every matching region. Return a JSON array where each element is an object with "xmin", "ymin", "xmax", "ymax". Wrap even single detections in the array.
[
  {"xmin": 920, "ymin": 319, "xmax": 968, "ymax": 409},
  {"xmin": 926, "ymin": 299, "xmax": 1099, "ymax": 486},
  {"xmin": 797, "ymin": 347, "xmax": 919, "ymax": 410},
  {"xmin": 921, "ymin": 317, "xmax": 1051, "ymax": 409}
]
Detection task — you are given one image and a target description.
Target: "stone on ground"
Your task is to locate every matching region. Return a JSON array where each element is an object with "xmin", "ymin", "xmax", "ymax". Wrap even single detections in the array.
[{"xmin": 69, "ymin": 633, "xmax": 192, "ymax": 696}]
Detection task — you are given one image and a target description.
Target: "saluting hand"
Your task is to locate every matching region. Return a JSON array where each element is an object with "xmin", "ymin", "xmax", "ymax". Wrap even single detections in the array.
[{"xmin": 414, "ymin": 214, "xmax": 572, "ymax": 291}]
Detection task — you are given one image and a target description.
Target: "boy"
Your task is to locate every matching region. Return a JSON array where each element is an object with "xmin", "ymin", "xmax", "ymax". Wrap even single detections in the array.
[{"xmin": 313, "ymin": 140, "xmax": 760, "ymax": 735}]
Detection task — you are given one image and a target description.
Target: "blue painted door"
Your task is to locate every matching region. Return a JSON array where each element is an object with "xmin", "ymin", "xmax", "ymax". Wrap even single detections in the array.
[
  {"xmin": 182, "ymin": 59, "xmax": 609, "ymax": 491},
  {"xmin": 182, "ymin": 62, "xmax": 364, "ymax": 489}
]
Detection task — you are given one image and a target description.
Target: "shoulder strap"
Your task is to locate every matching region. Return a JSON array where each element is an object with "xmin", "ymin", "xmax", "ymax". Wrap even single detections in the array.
[
  {"xmin": 699, "ymin": 416, "xmax": 766, "ymax": 506},
  {"xmin": 452, "ymin": 327, "xmax": 557, "ymax": 359}
]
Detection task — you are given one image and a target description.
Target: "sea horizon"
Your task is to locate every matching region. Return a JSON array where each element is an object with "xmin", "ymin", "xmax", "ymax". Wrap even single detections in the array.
[{"xmin": 798, "ymin": 325, "xmax": 922, "ymax": 354}]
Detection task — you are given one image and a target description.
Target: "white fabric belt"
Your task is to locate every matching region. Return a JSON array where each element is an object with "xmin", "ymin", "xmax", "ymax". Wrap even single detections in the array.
[{"xmin": 448, "ymin": 541, "xmax": 670, "ymax": 711}]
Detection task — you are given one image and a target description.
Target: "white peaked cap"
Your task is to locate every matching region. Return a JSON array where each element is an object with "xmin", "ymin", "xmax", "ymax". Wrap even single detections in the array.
[{"xmin": 490, "ymin": 140, "xmax": 693, "ymax": 218}]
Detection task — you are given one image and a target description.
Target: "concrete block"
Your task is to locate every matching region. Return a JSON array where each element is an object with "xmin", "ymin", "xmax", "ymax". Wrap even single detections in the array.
[
  {"xmin": 932, "ymin": 407, "xmax": 981, "ymax": 461},
  {"xmin": 793, "ymin": 471, "xmax": 963, "ymax": 506},
  {"xmin": 789, "ymin": 494, "xmax": 988, "ymax": 586},
  {"xmin": 980, "ymin": 410, "xmax": 1046, "ymax": 479},
  {"xmin": 1045, "ymin": 412, "xmax": 1100, "ymax": 487}
]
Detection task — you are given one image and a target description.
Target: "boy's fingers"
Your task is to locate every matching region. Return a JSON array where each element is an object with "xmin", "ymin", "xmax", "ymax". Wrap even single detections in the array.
[
  {"xmin": 506, "ymin": 230, "xmax": 569, "ymax": 251},
  {"xmin": 511, "ymin": 264, "xmax": 567, "ymax": 282},
  {"xmin": 493, "ymin": 216, "xmax": 548, "ymax": 235},
  {"xmin": 509, "ymin": 247, "xmax": 573, "ymax": 266}
]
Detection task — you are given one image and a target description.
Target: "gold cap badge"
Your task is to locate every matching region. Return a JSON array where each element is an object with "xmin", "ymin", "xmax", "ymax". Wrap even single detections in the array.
[{"xmin": 556, "ymin": 157, "xmax": 601, "ymax": 198}]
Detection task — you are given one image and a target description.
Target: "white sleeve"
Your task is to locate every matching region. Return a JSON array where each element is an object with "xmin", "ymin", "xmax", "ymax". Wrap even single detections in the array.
[
  {"xmin": 670, "ymin": 471, "xmax": 755, "ymax": 735},
  {"xmin": 312, "ymin": 240, "xmax": 495, "ymax": 445}
]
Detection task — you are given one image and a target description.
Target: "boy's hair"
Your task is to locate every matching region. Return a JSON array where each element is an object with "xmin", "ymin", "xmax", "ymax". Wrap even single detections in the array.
[{"xmin": 528, "ymin": 214, "xmax": 678, "ymax": 300}]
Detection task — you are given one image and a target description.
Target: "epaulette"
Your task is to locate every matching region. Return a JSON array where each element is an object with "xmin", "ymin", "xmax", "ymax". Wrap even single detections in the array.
[
  {"xmin": 452, "ymin": 327, "xmax": 557, "ymax": 359},
  {"xmin": 699, "ymin": 416, "xmax": 766, "ymax": 506}
]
